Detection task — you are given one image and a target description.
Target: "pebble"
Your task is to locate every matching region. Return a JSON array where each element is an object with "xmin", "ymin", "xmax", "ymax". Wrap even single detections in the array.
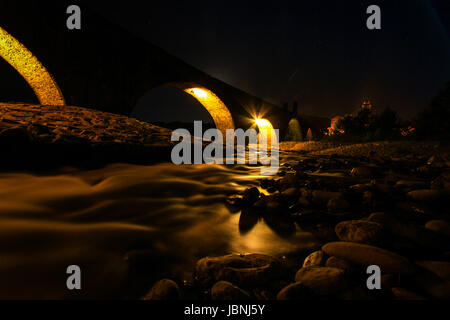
[{"xmin": 322, "ymin": 242, "xmax": 417, "ymax": 274}]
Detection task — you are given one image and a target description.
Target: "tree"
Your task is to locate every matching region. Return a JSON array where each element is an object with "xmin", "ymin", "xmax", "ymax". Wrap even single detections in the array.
[
  {"xmin": 284, "ymin": 118, "xmax": 303, "ymax": 141},
  {"xmin": 415, "ymin": 82, "xmax": 450, "ymax": 139},
  {"xmin": 373, "ymin": 107, "xmax": 400, "ymax": 139}
]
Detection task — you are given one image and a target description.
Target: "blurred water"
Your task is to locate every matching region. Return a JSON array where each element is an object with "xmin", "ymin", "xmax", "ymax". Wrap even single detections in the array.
[{"xmin": 0, "ymin": 159, "xmax": 318, "ymax": 299}]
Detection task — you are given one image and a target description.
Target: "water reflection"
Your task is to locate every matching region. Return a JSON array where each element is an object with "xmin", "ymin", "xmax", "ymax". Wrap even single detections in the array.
[{"xmin": 0, "ymin": 159, "xmax": 319, "ymax": 299}]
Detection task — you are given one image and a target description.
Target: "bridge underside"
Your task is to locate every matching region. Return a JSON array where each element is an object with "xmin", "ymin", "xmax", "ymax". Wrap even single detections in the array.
[{"xmin": 0, "ymin": 1, "xmax": 297, "ymax": 137}]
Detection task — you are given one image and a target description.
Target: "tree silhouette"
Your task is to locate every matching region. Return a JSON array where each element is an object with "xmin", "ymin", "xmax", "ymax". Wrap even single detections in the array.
[{"xmin": 415, "ymin": 82, "xmax": 450, "ymax": 139}]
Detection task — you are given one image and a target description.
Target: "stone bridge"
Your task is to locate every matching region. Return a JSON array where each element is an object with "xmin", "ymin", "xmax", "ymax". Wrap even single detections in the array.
[{"xmin": 0, "ymin": 1, "xmax": 320, "ymax": 137}]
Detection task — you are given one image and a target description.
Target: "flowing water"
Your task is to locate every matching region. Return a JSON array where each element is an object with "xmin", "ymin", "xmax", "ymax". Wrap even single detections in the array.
[{"xmin": 0, "ymin": 154, "xmax": 319, "ymax": 299}]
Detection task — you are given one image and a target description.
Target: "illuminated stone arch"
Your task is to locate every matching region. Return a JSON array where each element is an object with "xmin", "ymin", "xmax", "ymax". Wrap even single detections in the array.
[
  {"xmin": 0, "ymin": 26, "xmax": 65, "ymax": 105},
  {"xmin": 164, "ymin": 83, "xmax": 235, "ymax": 134}
]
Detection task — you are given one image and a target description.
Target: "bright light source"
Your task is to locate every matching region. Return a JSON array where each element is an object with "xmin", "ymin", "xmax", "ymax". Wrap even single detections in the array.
[
  {"xmin": 254, "ymin": 118, "xmax": 273, "ymax": 130},
  {"xmin": 189, "ymin": 88, "xmax": 208, "ymax": 99},
  {"xmin": 0, "ymin": 26, "xmax": 65, "ymax": 105}
]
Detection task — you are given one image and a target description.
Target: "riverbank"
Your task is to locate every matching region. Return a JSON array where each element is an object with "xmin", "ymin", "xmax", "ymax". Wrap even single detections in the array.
[
  {"xmin": 0, "ymin": 103, "xmax": 174, "ymax": 169},
  {"xmin": 171, "ymin": 140, "xmax": 450, "ymax": 300}
]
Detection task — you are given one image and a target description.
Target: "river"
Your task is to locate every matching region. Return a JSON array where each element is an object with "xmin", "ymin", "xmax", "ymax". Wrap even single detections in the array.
[{"xmin": 0, "ymin": 152, "xmax": 320, "ymax": 299}]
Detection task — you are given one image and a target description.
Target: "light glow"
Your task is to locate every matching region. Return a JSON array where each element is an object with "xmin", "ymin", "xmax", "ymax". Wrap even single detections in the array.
[
  {"xmin": 185, "ymin": 87, "xmax": 235, "ymax": 134},
  {"xmin": 254, "ymin": 118, "xmax": 273, "ymax": 130},
  {"xmin": 189, "ymin": 88, "xmax": 208, "ymax": 99},
  {"xmin": 0, "ymin": 26, "xmax": 65, "ymax": 105}
]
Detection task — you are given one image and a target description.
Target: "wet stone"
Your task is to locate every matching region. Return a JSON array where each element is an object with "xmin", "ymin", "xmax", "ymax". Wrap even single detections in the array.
[
  {"xmin": 335, "ymin": 220, "xmax": 385, "ymax": 245},
  {"xmin": 142, "ymin": 279, "xmax": 180, "ymax": 300},
  {"xmin": 276, "ymin": 282, "xmax": 313, "ymax": 300},
  {"xmin": 294, "ymin": 266, "xmax": 346, "ymax": 296},
  {"xmin": 322, "ymin": 242, "xmax": 417, "ymax": 274},
  {"xmin": 242, "ymin": 187, "xmax": 260, "ymax": 205},
  {"xmin": 303, "ymin": 250, "xmax": 326, "ymax": 268},
  {"xmin": 195, "ymin": 254, "xmax": 284, "ymax": 288},
  {"xmin": 211, "ymin": 281, "xmax": 251, "ymax": 300}
]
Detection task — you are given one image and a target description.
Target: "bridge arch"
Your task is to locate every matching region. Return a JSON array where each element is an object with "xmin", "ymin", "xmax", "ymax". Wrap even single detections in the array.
[
  {"xmin": 133, "ymin": 82, "xmax": 235, "ymax": 134},
  {"xmin": 0, "ymin": 26, "xmax": 65, "ymax": 105}
]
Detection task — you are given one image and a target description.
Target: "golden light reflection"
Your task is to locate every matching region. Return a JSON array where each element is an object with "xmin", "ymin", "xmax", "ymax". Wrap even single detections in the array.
[
  {"xmin": 253, "ymin": 118, "xmax": 277, "ymax": 146},
  {"xmin": 185, "ymin": 87, "xmax": 235, "ymax": 134},
  {"xmin": 0, "ymin": 26, "xmax": 65, "ymax": 105}
]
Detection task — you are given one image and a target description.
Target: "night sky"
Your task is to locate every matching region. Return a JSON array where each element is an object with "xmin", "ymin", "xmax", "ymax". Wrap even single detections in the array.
[{"xmin": 92, "ymin": 0, "xmax": 450, "ymax": 122}]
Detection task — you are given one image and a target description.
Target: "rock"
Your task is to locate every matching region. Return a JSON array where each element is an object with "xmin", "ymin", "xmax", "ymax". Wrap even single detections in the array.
[
  {"xmin": 253, "ymin": 288, "xmax": 275, "ymax": 300},
  {"xmin": 368, "ymin": 213, "xmax": 445, "ymax": 251},
  {"xmin": 416, "ymin": 261, "xmax": 450, "ymax": 281},
  {"xmin": 427, "ymin": 155, "xmax": 446, "ymax": 168},
  {"xmin": 282, "ymin": 187, "xmax": 300, "ymax": 199},
  {"xmin": 407, "ymin": 189, "xmax": 442, "ymax": 202},
  {"xmin": 211, "ymin": 281, "xmax": 251, "ymax": 300},
  {"xmin": 431, "ymin": 171, "xmax": 450, "ymax": 189},
  {"xmin": 279, "ymin": 174, "xmax": 298, "ymax": 190},
  {"xmin": 242, "ymin": 187, "xmax": 260, "ymax": 205},
  {"xmin": 327, "ymin": 196, "xmax": 350, "ymax": 213},
  {"xmin": 425, "ymin": 220, "xmax": 450, "ymax": 238},
  {"xmin": 239, "ymin": 208, "xmax": 259, "ymax": 233},
  {"xmin": 294, "ymin": 266, "xmax": 346, "ymax": 295},
  {"xmin": 311, "ymin": 191, "xmax": 341, "ymax": 205},
  {"xmin": 391, "ymin": 287, "xmax": 426, "ymax": 300},
  {"xmin": 396, "ymin": 180, "xmax": 427, "ymax": 189},
  {"xmin": 195, "ymin": 254, "xmax": 283, "ymax": 288},
  {"xmin": 266, "ymin": 200, "xmax": 285, "ymax": 215},
  {"xmin": 142, "ymin": 279, "xmax": 180, "ymax": 300},
  {"xmin": 362, "ymin": 190, "xmax": 374, "ymax": 207},
  {"xmin": 351, "ymin": 166, "xmax": 376, "ymax": 178},
  {"xmin": 410, "ymin": 268, "xmax": 450, "ymax": 299},
  {"xmin": 381, "ymin": 274, "xmax": 397, "ymax": 289},
  {"xmin": 0, "ymin": 126, "xmax": 32, "ymax": 144},
  {"xmin": 334, "ymin": 220, "xmax": 385, "ymax": 245},
  {"xmin": 322, "ymin": 242, "xmax": 416, "ymax": 274},
  {"xmin": 349, "ymin": 183, "xmax": 372, "ymax": 193},
  {"xmin": 226, "ymin": 195, "xmax": 244, "ymax": 208},
  {"xmin": 325, "ymin": 256, "xmax": 357, "ymax": 274},
  {"xmin": 303, "ymin": 250, "xmax": 326, "ymax": 268},
  {"xmin": 276, "ymin": 282, "xmax": 312, "ymax": 300}
]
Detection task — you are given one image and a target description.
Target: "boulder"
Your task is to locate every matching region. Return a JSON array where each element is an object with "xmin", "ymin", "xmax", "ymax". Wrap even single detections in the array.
[
  {"xmin": 416, "ymin": 261, "xmax": 450, "ymax": 281},
  {"xmin": 407, "ymin": 189, "xmax": 442, "ymax": 202},
  {"xmin": 380, "ymin": 274, "xmax": 397, "ymax": 289},
  {"xmin": 368, "ymin": 213, "xmax": 445, "ymax": 251},
  {"xmin": 391, "ymin": 287, "xmax": 426, "ymax": 300},
  {"xmin": 242, "ymin": 187, "xmax": 260, "ymax": 205},
  {"xmin": 303, "ymin": 250, "xmax": 326, "ymax": 268},
  {"xmin": 195, "ymin": 254, "xmax": 283, "ymax": 288},
  {"xmin": 279, "ymin": 174, "xmax": 298, "ymax": 190},
  {"xmin": 294, "ymin": 266, "xmax": 346, "ymax": 295},
  {"xmin": 396, "ymin": 180, "xmax": 427, "ymax": 189},
  {"xmin": 327, "ymin": 196, "xmax": 350, "ymax": 213},
  {"xmin": 325, "ymin": 256, "xmax": 357, "ymax": 274},
  {"xmin": 425, "ymin": 220, "xmax": 450, "ymax": 238},
  {"xmin": 322, "ymin": 242, "xmax": 416, "ymax": 274},
  {"xmin": 142, "ymin": 279, "xmax": 180, "ymax": 300},
  {"xmin": 351, "ymin": 166, "xmax": 376, "ymax": 178},
  {"xmin": 311, "ymin": 191, "xmax": 341, "ymax": 205},
  {"xmin": 211, "ymin": 281, "xmax": 251, "ymax": 300},
  {"xmin": 431, "ymin": 171, "xmax": 450, "ymax": 189},
  {"xmin": 276, "ymin": 282, "xmax": 312, "ymax": 300},
  {"xmin": 335, "ymin": 220, "xmax": 385, "ymax": 245},
  {"xmin": 282, "ymin": 187, "xmax": 300, "ymax": 199}
]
